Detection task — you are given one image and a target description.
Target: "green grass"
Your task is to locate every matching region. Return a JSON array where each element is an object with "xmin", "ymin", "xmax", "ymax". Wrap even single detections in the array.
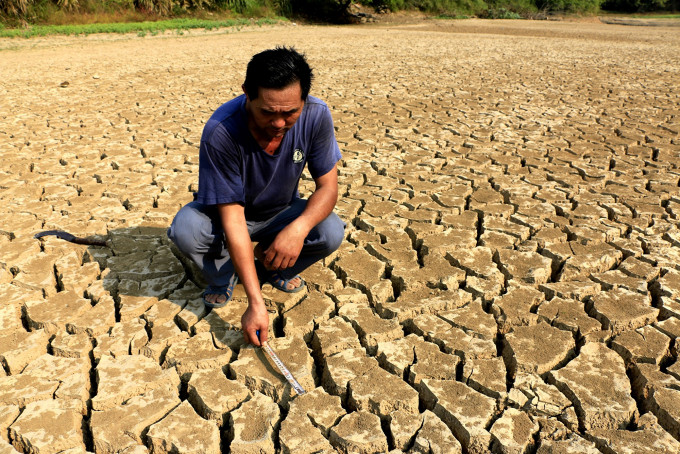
[{"xmin": 0, "ymin": 16, "xmax": 282, "ymax": 38}]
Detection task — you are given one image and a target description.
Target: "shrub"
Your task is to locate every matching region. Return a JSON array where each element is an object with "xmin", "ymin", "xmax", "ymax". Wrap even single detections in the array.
[
  {"xmin": 2, "ymin": 0, "xmax": 33, "ymax": 16},
  {"xmin": 537, "ymin": 0, "xmax": 602, "ymax": 11}
]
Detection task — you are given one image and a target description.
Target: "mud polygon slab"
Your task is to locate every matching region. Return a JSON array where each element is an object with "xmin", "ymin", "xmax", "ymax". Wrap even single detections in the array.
[
  {"xmin": 334, "ymin": 248, "xmax": 386, "ymax": 291},
  {"xmin": 513, "ymin": 374, "xmax": 572, "ymax": 418},
  {"xmin": 490, "ymin": 408, "xmax": 538, "ymax": 454},
  {"xmin": 589, "ymin": 412, "xmax": 680, "ymax": 454},
  {"xmin": 537, "ymin": 297, "xmax": 602, "ymax": 336},
  {"xmin": 439, "ymin": 300, "xmax": 497, "ymax": 340},
  {"xmin": 0, "ymin": 329, "xmax": 50, "ymax": 374},
  {"xmin": 283, "ymin": 290, "xmax": 335, "ymax": 342},
  {"xmin": 146, "ymin": 400, "xmax": 220, "ymax": 453},
  {"xmin": 322, "ymin": 348, "xmax": 378, "ymax": 399},
  {"xmin": 492, "ymin": 286, "xmax": 543, "ymax": 332},
  {"xmin": 408, "ymin": 313, "xmax": 496, "ymax": 360},
  {"xmin": 230, "ymin": 336, "xmax": 314, "ymax": 408},
  {"xmin": 503, "ymin": 323, "xmax": 575, "ymax": 376},
  {"xmin": 229, "ymin": 392, "xmax": 280, "ymax": 454},
  {"xmin": 92, "ymin": 354, "xmax": 180, "ymax": 410},
  {"xmin": 162, "ymin": 331, "xmax": 232, "ymax": 381},
  {"xmin": 312, "ymin": 317, "xmax": 362, "ymax": 358},
  {"xmin": 497, "ymin": 249, "xmax": 553, "ymax": 286},
  {"xmin": 611, "ymin": 325, "xmax": 671, "ymax": 365},
  {"xmin": 412, "ymin": 409, "xmax": 462, "ymax": 453},
  {"xmin": 536, "ymin": 436, "xmax": 601, "ymax": 453},
  {"xmin": 376, "ymin": 287, "xmax": 472, "ymax": 322},
  {"xmin": 22, "ymin": 354, "xmax": 90, "ymax": 413},
  {"xmin": 329, "ymin": 411, "xmax": 388, "ymax": 454},
  {"xmin": 420, "ymin": 379, "xmax": 497, "ymax": 454},
  {"xmin": 652, "ymin": 386, "xmax": 680, "ymax": 439},
  {"xmin": 388, "ymin": 410, "xmax": 423, "ymax": 451},
  {"xmin": 463, "ymin": 357, "xmax": 507, "ymax": 399},
  {"xmin": 0, "ymin": 406, "xmax": 19, "ymax": 442},
  {"xmin": 538, "ymin": 280, "xmax": 601, "ymax": 301},
  {"xmin": 9, "ymin": 399, "xmax": 84, "ymax": 454},
  {"xmin": 93, "ymin": 318, "xmax": 149, "ymax": 361},
  {"xmin": 586, "ymin": 288, "xmax": 658, "ymax": 334},
  {"xmin": 347, "ymin": 365, "xmax": 419, "ymax": 417},
  {"xmin": 140, "ymin": 318, "xmax": 189, "ymax": 361},
  {"xmin": 549, "ymin": 342, "xmax": 637, "ymax": 430},
  {"xmin": 91, "ymin": 386, "xmax": 181, "ymax": 454},
  {"xmin": 288, "ymin": 386, "xmax": 346, "ymax": 436},
  {"xmin": 339, "ymin": 303, "xmax": 402, "ymax": 354},
  {"xmin": 0, "ymin": 373, "xmax": 59, "ymax": 407},
  {"xmin": 187, "ymin": 368, "xmax": 249, "ymax": 426}
]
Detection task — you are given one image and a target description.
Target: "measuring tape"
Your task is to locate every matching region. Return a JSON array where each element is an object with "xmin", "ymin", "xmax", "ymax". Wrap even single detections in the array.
[{"xmin": 257, "ymin": 330, "xmax": 306, "ymax": 395}]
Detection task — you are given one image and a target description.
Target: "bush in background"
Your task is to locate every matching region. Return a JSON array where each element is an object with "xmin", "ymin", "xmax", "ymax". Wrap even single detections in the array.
[{"xmin": 1, "ymin": 0, "xmax": 677, "ymax": 27}]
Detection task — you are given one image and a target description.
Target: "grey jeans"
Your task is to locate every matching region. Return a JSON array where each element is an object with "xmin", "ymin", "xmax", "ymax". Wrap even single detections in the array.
[{"xmin": 167, "ymin": 198, "xmax": 345, "ymax": 289}]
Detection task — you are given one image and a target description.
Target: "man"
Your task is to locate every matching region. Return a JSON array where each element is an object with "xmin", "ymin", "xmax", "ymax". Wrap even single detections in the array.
[{"xmin": 168, "ymin": 47, "xmax": 344, "ymax": 346}]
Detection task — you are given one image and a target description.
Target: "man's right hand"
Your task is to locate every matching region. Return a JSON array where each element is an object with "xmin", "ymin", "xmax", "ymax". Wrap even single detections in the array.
[{"xmin": 241, "ymin": 302, "xmax": 269, "ymax": 346}]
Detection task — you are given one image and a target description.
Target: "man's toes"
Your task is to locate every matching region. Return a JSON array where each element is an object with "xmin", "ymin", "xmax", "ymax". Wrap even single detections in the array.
[{"xmin": 287, "ymin": 277, "xmax": 301, "ymax": 290}]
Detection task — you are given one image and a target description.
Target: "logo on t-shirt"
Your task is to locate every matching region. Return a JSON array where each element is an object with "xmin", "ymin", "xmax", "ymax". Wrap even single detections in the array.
[{"xmin": 293, "ymin": 149, "xmax": 304, "ymax": 163}]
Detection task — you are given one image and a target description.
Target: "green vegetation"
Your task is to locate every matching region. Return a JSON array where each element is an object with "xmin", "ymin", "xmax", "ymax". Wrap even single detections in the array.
[
  {"xmin": 0, "ymin": 16, "xmax": 277, "ymax": 37},
  {"xmin": 1, "ymin": 0, "xmax": 677, "ymax": 33}
]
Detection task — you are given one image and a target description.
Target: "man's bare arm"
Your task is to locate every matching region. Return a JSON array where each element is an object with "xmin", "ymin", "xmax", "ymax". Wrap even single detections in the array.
[
  {"xmin": 261, "ymin": 163, "xmax": 339, "ymax": 270},
  {"xmin": 217, "ymin": 202, "xmax": 268, "ymax": 346}
]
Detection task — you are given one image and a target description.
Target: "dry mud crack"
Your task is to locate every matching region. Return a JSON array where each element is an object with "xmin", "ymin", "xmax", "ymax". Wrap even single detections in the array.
[{"xmin": 1, "ymin": 18, "xmax": 680, "ymax": 453}]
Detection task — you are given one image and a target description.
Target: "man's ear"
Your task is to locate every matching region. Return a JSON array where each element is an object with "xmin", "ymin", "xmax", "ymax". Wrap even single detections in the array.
[{"xmin": 242, "ymin": 84, "xmax": 248, "ymax": 100}]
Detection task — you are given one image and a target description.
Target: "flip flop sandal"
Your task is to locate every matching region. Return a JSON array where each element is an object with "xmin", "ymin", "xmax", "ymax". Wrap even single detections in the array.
[
  {"xmin": 267, "ymin": 271, "xmax": 306, "ymax": 293},
  {"xmin": 202, "ymin": 274, "xmax": 238, "ymax": 308}
]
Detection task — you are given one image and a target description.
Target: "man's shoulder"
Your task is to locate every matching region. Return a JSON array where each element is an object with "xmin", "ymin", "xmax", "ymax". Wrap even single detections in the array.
[
  {"xmin": 210, "ymin": 95, "xmax": 246, "ymax": 124},
  {"xmin": 202, "ymin": 95, "xmax": 246, "ymax": 143},
  {"xmin": 305, "ymin": 95, "xmax": 330, "ymax": 110}
]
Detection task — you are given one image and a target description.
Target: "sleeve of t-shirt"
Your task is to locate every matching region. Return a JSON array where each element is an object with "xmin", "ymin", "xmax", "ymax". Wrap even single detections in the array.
[
  {"xmin": 306, "ymin": 105, "xmax": 342, "ymax": 179},
  {"xmin": 195, "ymin": 123, "xmax": 246, "ymax": 206}
]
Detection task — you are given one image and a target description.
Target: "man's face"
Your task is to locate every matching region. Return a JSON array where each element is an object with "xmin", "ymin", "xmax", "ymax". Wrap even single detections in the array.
[{"xmin": 244, "ymin": 82, "xmax": 305, "ymax": 142}]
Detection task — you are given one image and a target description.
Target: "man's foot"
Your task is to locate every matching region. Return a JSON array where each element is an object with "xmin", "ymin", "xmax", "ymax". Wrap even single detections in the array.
[
  {"xmin": 267, "ymin": 271, "xmax": 306, "ymax": 293},
  {"xmin": 202, "ymin": 275, "xmax": 238, "ymax": 308},
  {"xmin": 253, "ymin": 247, "xmax": 306, "ymax": 292}
]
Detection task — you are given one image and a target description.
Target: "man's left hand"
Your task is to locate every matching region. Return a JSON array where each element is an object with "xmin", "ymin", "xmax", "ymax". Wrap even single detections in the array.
[{"xmin": 261, "ymin": 223, "xmax": 306, "ymax": 270}]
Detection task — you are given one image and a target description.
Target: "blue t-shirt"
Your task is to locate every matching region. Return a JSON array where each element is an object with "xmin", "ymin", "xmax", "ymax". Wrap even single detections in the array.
[{"xmin": 196, "ymin": 94, "xmax": 342, "ymax": 221}]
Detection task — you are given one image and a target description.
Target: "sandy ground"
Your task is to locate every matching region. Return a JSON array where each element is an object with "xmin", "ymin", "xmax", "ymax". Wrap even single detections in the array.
[{"xmin": 1, "ymin": 17, "xmax": 680, "ymax": 453}]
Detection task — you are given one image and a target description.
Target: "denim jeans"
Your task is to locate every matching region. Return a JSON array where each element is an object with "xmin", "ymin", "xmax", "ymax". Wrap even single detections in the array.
[{"xmin": 167, "ymin": 198, "xmax": 345, "ymax": 289}]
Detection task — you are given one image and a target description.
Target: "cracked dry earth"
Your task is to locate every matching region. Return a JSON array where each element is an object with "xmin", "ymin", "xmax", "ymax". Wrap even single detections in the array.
[{"xmin": 1, "ymin": 17, "xmax": 680, "ymax": 454}]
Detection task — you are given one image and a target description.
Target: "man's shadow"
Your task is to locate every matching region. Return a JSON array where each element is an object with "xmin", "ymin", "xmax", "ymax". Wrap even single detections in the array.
[{"xmin": 82, "ymin": 226, "xmax": 246, "ymax": 361}]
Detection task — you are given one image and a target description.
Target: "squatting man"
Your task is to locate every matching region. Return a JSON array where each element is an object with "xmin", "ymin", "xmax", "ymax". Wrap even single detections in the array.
[{"xmin": 168, "ymin": 47, "xmax": 345, "ymax": 346}]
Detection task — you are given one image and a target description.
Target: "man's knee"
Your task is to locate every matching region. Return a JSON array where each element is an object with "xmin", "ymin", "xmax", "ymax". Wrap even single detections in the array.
[
  {"xmin": 167, "ymin": 203, "xmax": 214, "ymax": 256},
  {"xmin": 317, "ymin": 213, "xmax": 345, "ymax": 255}
]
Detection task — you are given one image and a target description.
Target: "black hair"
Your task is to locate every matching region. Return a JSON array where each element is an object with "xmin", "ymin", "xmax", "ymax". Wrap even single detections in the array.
[{"xmin": 243, "ymin": 46, "xmax": 313, "ymax": 101}]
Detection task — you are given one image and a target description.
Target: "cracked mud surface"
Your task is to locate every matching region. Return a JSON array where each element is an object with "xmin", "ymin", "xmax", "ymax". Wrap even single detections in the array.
[{"xmin": 1, "ymin": 17, "xmax": 680, "ymax": 453}]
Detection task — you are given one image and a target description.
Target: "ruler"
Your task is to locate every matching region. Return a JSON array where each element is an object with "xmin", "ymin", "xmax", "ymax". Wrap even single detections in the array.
[{"xmin": 257, "ymin": 331, "xmax": 306, "ymax": 395}]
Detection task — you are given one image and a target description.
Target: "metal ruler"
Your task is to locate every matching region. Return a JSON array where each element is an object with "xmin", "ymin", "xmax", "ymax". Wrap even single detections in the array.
[{"xmin": 257, "ymin": 331, "xmax": 306, "ymax": 395}]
